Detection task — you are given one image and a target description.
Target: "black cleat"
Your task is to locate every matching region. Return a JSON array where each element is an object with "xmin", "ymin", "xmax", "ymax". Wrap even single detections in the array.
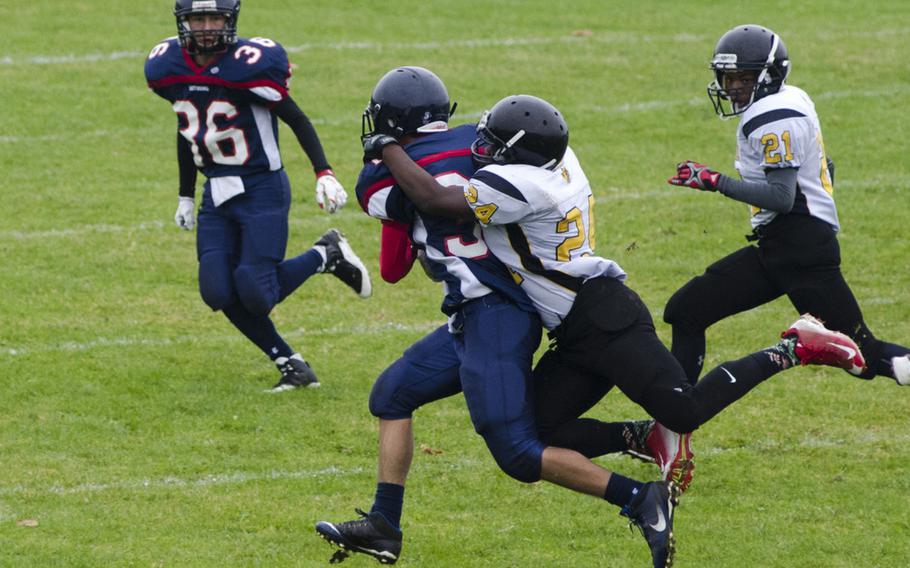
[
  {"xmin": 315, "ymin": 509, "xmax": 402, "ymax": 565},
  {"xmin": 316, "ymin": 229, "xmax": 372, "ymax": 299},
  {"xmin": 269, "ymin": 356, "xmax": 319, "ymax": 392},
  {"xmin": 620, "ymin": 481, "xmax": 679, "ymax": 568}
]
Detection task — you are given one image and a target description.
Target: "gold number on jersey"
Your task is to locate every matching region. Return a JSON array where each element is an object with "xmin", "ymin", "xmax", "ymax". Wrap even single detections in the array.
[
  {"xmin": 464, "ymin": 185, "xmax": 479, "ymax": 204},
  {"xmin": 473, "ymin": 203, "xmax": 499, "ymax": 224},
  {"xmin": 817, "ymin": 132, "xmax": 834, "ymax": 195},
  {"xmin": 586, "ymin": 195, "xmax": 596, "ymax": 252},
  {"xmin": 556, "ymin": 207, "xmax": 587, "ymax": 261},
  {"xmin": 761, "ymin": 131, "xmax": 794, "ymax": 164}
]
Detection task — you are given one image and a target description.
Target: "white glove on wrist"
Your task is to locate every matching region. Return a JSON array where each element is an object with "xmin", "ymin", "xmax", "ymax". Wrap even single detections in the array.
[
  {"xmin": 315, "ymin": 171, "xmax": 347, "ymax": 214},
  {"xmin": 174, "ymin": 196, "xmax": 196, "ymax": 230}
]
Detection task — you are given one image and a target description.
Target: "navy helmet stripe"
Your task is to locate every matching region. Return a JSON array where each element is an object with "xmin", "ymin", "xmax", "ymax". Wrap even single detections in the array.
[
  {"xmin": 742, "ymin": 108, "xmax": 806, "ymax": 137},
  {"xmin": 473, "ymin": 170, "xmax": 528, "ymax": 203}
]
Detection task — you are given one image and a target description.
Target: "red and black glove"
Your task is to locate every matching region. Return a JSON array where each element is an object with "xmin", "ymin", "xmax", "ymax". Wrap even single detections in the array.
[{"xmin": 668, "ymin": 161, "xmax": 722, "ymax": 191}]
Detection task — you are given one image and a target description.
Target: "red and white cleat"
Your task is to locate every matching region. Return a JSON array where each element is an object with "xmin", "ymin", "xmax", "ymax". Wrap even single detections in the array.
[
  {"xmin": 646, "ymin": 422, "xmax": 695, "ymax": 493},
  {"xmin": 782, "ymin": 314, "xmax": 866, "ymax": 375}
]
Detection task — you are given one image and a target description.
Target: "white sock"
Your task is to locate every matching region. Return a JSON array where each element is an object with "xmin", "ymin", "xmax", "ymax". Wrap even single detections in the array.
[
  {"xmin": 313, "ymin": 245, "xmax": 328, "ymax": 271},
  {"xmin": 893, "ymin": 355, "xmax": 910, "ymax": 386}
]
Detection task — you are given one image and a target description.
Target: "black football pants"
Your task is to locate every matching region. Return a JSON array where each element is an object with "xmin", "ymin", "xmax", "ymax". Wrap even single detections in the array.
[{"xmin": 664, "ymin": 214, "xmax": 905, "ymax": 382}]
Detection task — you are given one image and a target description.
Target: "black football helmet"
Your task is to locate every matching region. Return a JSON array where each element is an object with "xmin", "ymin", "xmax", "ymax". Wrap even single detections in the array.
[
  {"xmin": 361, "ymin": 67, "xmax": 456, "ymax": 142},
  {"xmin": 471, "ymin": 95, "xmax": 568, "ymax": 169},
  {"xmin": 707, "ymin": 24, "xmax": 790, "ymax": 117},
  {"xmin": 174, "ymin": 0, "xmax": 241, "ymax": 54}
]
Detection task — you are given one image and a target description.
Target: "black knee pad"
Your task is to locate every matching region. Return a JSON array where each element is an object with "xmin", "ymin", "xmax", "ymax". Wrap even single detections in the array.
[
  {"xmin": 637, "ymin": 383, "xmax": 701, "ymax": 434},
  {"xmin": 663, "ymin": 283, "xmax": 697, "ymax": 328}
]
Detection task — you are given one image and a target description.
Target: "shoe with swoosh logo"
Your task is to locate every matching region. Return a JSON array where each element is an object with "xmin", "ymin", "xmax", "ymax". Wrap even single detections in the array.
[
  {"xmin": 620, "ymin": 480, "xmax": 680, "ymax": 568},
  {"xmin": 782, "ymin": 314, "xmax": 866, "ymax": 375}
]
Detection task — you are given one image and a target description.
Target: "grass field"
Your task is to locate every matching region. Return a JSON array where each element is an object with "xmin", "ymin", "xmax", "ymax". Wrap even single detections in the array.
[{"xmin": 2, "ymin": 1, "xmax": 909, "ymax": 566}]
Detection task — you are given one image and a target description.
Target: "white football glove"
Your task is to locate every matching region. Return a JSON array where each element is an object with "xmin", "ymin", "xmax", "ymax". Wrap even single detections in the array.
[
  {"xmin": 174, "ymin": 196, "xmax": 196, "ymax": 230},
  {"xmin": 315, "ymin": 171, "xmax": 347, "ymax": 214}
]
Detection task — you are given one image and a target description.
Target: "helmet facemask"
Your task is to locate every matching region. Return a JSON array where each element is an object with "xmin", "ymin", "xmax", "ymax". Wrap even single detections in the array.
[
  {"xmin": 175, "ymin": 2, "xmax": 239, "ymax": 54},
  {"xmin": 470, "ymin": 110, "xmax": 522, "ymax": 167},
  {"xmin": 707, "ymin": 31, "xmax": 789, "ymax": 118}
]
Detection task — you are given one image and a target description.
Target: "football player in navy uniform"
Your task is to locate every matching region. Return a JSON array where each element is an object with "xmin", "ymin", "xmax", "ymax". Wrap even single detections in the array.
[
  {"xmin": 665, "ymin": 24, "xmax": 910, "ymax": 387},
  {"xmin": 366, "ymin": 93, "xmax": 866, "ymax": 568},
  {"xmin": 144, "ymin": 0, "xmax": 371, "ymax": 391},
  {"xmin": 315, "ymin": 69, "xmax": 693, "ymax": 567}
]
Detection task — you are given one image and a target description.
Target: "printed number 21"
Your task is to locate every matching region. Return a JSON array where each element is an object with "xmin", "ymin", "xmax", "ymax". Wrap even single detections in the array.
[{"xmin": 761, "ymin": 131, "xmax": 793, "ymax": 164}]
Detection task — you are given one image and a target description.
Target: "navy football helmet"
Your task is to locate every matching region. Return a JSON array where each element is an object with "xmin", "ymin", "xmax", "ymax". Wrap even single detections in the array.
[
  {"xmin": 174, "ymin": 0, "xmax": 241, "ymax": 54},
  {"xmin": 471, "ymin": 95, "xmax": 568, "ymax": 169},
  {"xmin": 361, "ymin": 67, "xmax": 456, "ymax": 142},
  {"xmin": 707, "ymin": 24, "xmax": 790, "ymax": 117}
]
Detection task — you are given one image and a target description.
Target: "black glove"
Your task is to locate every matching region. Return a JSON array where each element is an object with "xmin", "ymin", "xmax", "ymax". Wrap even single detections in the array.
[{"xmin": 362, "ymin": 134, "xmax": 399, "ymax": 161}]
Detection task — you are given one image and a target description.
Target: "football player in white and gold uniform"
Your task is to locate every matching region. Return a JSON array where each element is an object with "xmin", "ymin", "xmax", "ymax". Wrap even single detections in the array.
[
  {"xmin": 666, "ymin": 24, "xmax": 909, "ymax": 387},
  {"xmin": 366, "ymin": 94, "xmax": 865, "ymax": 568}
]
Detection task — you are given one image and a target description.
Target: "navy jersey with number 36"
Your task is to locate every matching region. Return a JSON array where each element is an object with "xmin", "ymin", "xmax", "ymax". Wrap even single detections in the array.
[{"xmin": 144, "ymin": 36, "xmax": 291, "ymax": 179}]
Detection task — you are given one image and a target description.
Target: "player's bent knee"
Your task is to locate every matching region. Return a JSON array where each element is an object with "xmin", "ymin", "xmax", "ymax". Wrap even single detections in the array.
[
  {"xmin": 233, "ymin": 264, "xmax": 279, "ymax": 316},
  {"xmin": 638, "ymin": 386, "xmax": 701, "ymax": 434},
  {"xmin": 483, "ymin": 433, "xmax": 544, "ymax": 483},
  {"xmin": 662, "ymin": 286, "xmax": 691, "ymax": 326},
  {"xmin": 198, "ymin": 255, "xmax": 235, "ymax": 310},
  {"xmin": 663, "ymin": 285, "xmax": 711, "ymax": 333},
  {"xmin": 369, "ymin": 370, "xmax": 412, "ymax": 420}
]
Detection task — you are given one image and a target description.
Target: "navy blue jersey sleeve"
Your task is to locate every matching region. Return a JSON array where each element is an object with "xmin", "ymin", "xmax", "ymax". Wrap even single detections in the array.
[
  {"xmin": 356, "ymin": 162, "xmax": 416, "ymax": 222},
  {"xmin": 144, "ymin": 37, "xmax": 184, "ymax": 102},
  {"xmin": 227, "ymin": 38, "xmax": 291, "ymax": 105}
]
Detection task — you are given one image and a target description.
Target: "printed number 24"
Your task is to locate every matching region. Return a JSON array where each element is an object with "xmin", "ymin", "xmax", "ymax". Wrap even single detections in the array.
[{"xmin": 437, "ymin": 172, "xmax": 490, "ymax": 259}]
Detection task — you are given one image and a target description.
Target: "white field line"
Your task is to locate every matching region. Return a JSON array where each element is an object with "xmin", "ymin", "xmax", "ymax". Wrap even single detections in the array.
[
  {"xmin": 0, "ymin": 321, "xmax": 440, "ymax": 358},
  {"xmin": 0, "ymin": 33, "xmax": 692, "ymax": 67},
  {"xmin": 0, "ymin": 465, "xmax": 365, "ymax": 497},
  {"xmin": 1, "ymin": 430, "xmax": 906, "ymax": 500},
  {"xmin": 4, "ymin": 27, "xmax": 909, "ymax": 67},
  {"xmin": 1, "ymin": 174, "xmax": 906, "ymax": 243},
  {"xmin": 3, "ymin": 84, "xmax": 908, "ymax": 145}
]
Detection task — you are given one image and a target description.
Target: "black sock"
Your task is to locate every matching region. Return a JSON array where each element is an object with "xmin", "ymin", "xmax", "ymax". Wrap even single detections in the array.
[
  {"xmin": 540, "ymin": 418, "xmax": 631, "ymax": 459},
  {"xmin": 693, "ymin": 350, "xmax": 783, "ymax": 426}
]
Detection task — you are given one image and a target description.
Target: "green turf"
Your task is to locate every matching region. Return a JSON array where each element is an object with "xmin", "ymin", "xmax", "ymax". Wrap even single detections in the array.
[{"xmin": 1, "ymin": 1, "xmax": 908, "ymax": 566}]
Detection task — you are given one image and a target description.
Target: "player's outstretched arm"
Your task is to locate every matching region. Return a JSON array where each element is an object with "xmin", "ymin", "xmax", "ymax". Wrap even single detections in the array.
[
  {"xmin": 274, "ymin": 96, "xmax": 347, "ymax": 213},
  {"xmin": 365, "ymin": 137, "xmax": 472, "ymax": 220}
]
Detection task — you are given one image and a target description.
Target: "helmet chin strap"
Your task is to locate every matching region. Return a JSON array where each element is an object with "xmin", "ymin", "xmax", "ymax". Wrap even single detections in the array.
[{"xmin": 755, "ymin": 33, "xmax": 779, "ymax": 88}]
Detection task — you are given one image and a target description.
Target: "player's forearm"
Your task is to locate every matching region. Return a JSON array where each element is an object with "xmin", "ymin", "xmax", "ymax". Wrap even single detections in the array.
[
  {"xmin": 176, "ymin": 134, "xmax": 197, "ymax": 198},
  {"xmin": 274, "ymin": 96, "xmax": 331, "ymax": 173},
  {"xmin": 717, "ymin": 167, "xmax": 799, "ymax": 213},
  {"xmin": 381, "ymin": 144, "xmax": 472, "ymax": 219}
]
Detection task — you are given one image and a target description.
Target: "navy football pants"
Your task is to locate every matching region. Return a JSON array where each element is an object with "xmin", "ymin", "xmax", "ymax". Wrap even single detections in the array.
[
  {"xmin": 370, "ymin": 294, "xmax": 546, "ymax": 483},
  {"xmin": 196, "ymin": 170, "xmax": 311, "ymax": 316}
]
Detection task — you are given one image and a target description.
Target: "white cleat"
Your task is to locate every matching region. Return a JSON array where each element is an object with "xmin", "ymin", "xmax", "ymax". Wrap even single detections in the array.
[{"xmin": 892, "ymin": 355, "xmax": 910, "ymax": 386}]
